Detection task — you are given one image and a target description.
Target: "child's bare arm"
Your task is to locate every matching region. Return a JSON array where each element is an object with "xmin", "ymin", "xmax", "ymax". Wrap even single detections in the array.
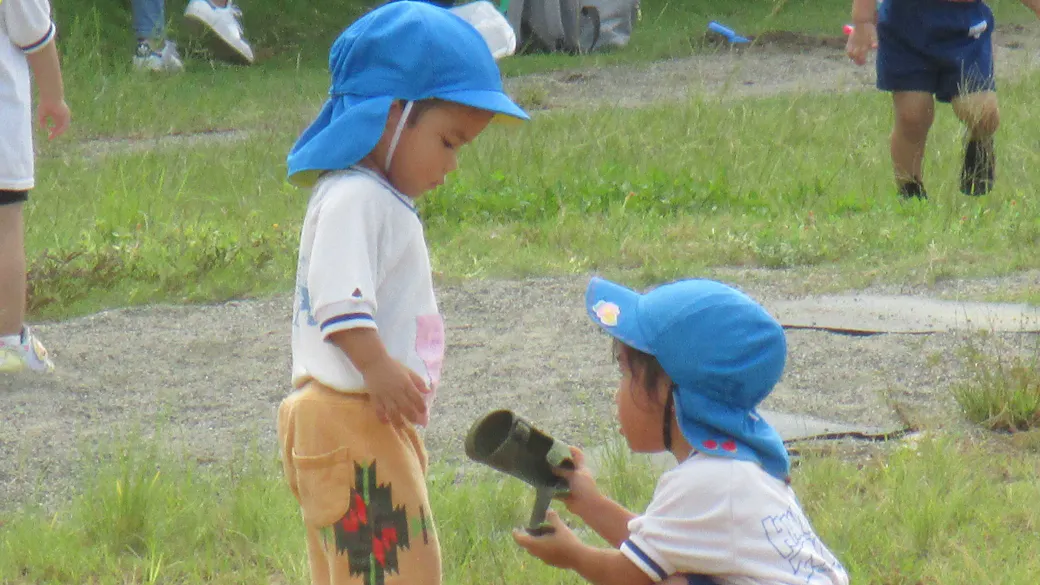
[
  {"xmin": 566, "ymin": 490, "xmax": 636, "ymax": 549},
  {"xmin": 557, "ymin": 447, "xmax": 636, "ymax": 547},
  {"xmin": 513, "ymin": 511, "xmax": 653, "ymax": 585},
  {"xmin": 846, "ymin": 0, "xmax": 878, "ymax": 65},
  {"xmin": 850, "ymin": 0, "xmax": 877, "ymax": 25},
  {"xmin": 328, "ymin": 328, "xmax": 428, "ymax": 425},
  {"xmin": 26, "ymin": 40, "xmax": 70, "ymax": 139},
  {"xmin": 569, "ymin": 547, "xmax": 654, "ymax": 585}
]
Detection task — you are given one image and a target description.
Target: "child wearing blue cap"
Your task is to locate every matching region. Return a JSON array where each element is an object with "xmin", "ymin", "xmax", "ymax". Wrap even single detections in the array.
[
  {"xmin": 514, "ymin": 278, "xmax": 849, "ymax": 585},
  {"xmin": 846, "ymin": 0, "xmax": 1040, "ymax": 199},
  {"xmin": 276, "ymin": 3, "xmax": 528, "ymax": 584}
]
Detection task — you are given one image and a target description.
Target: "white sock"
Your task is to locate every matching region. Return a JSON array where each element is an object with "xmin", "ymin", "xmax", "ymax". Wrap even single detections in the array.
[{"xmin": 0, "ymin": 333, "xmax": 21, "ymax": 346}]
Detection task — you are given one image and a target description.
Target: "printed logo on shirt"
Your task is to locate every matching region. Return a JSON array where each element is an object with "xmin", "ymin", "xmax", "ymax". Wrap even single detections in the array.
[
  {"xmin": 294, "ymin": 284, "xmax": 318, "ymax": 327},
  {"xmin": 293, "ymin": 255, "xmax": 318, "ymax": 327},
  {"xmin": 415, "ymin": 314, "xmax": 445, "ymax": 425},
  {"xmin": 968, "ymin": 20, "xmax": 987, "ymax": 39},
  {"xmin": 762, "ymin": 506, "xmax": 847, "ymax": 583},
  {"xmin": 415, "ymin": 315, "xmax": 445, "ymax": 388}
]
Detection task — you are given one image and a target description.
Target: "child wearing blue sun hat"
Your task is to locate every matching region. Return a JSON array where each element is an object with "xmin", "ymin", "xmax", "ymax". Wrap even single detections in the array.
[
  {"xmin": 515, "ymin": 278, "xmax": 849, "ymax": 585},
  {"xmin": 277, "ymin": 3, "xmax": 528, "ymax": 584}
]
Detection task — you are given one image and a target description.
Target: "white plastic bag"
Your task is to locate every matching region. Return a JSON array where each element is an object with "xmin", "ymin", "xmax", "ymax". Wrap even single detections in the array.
[{"xmin": 450, "ymin": 1, "xmax": 518, "ymax": 60}]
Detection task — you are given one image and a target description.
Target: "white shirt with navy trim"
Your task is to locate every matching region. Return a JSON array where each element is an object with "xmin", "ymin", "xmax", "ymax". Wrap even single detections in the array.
[
  {"xmin": 0, "ymin": 0, "xmax": 55, "ymax": 190},
  {"xmin": 291, "ymin": 167, "xmax": 444, "ymax": 423},
  {"xmin": 621, "ymin": 455, "xmax": 849, "ymax": 585}
]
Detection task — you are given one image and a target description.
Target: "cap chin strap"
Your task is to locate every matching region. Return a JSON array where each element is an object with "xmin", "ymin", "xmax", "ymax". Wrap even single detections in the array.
[
  {"xmin": 662, "ymin": 384, "xmax": 676, "ymax": 452},
  {"xmin": 385, "ymin": 100, "xmax": 414, "ymax": 173}
]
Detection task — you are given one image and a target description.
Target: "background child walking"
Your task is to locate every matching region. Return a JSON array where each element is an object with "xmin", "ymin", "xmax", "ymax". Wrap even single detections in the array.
[
  {"xmin": 847, "ymin": 0, "xmax": 1040, "ymax": 199},
  {"xmin": 0, "ymin": 0, "xmax": 71, "ymax": 373},
  {"xmin": 514, "ymin": 277, "xmax": 849, "ymax": 585},
  {"xmin": 276, "ymin": 3, "xmax": 527, "ymax": 584}
]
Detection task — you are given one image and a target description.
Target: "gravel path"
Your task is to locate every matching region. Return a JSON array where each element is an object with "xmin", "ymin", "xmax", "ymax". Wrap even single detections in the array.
[
  {"xmin": 505, "ymin": 25, "xmax": 1040, "ymax": 108},
  {"xmin": 2, "ymin": 271, "xmax": 1037, "ymax": 512}
]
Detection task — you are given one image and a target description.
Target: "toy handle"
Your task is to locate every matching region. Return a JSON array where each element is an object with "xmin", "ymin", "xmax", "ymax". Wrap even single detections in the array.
[{"xmin": 525, "ymin": 524, "xmax": 556, "ymax": 536}]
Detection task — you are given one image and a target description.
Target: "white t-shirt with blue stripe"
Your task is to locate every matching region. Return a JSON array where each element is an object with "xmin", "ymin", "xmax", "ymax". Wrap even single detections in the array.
[
  {"xmin": 291, "ymin": 167, "xmax": 444, "ymax": 424},
  {"xmin": 0, "ymin": 0, "xmax": 56, "ymax": 190},
  {"xmin": 622, "ymin": 455, "xmax": 849, "ymax": 585}
]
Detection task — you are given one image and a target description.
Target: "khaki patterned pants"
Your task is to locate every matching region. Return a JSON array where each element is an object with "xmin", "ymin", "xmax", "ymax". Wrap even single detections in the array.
[{"xmin": 278, "ymin": 381, "xmax": 441, "ymax": 585}]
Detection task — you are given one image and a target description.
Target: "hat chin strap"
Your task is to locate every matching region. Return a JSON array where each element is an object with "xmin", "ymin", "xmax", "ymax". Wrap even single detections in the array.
[
  {"xmin": 384, "ymin": 100, "xmax": 414, "ymax": 174},
  {"xmin": 662, "ymin": 385, "xmax": 676, "ymax": 452}
]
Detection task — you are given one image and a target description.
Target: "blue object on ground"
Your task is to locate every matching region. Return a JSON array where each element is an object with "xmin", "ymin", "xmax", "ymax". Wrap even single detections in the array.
[{"xmin": 708, "ymin": 20, "xmax": 749, "ymax": 43}]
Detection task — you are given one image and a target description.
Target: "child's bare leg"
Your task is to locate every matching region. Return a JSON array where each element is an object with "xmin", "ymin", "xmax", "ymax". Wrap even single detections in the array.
[
  {"xmin": 0, "ymin": 203, "xmax": 26, "ymax": 337},
  {"xmin": 952, "ymin": 90, "xmax": 999, "ymax": 138},
  {"xmin": 952, "ymin": 90, "xmax": 998, "ymax": 195},
  {"xmin": 891, "ymin": 91, "xmax": 934, "ymax": 199}
]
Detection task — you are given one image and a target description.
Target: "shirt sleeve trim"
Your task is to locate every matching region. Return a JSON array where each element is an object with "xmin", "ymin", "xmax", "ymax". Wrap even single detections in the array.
[
  {"xmin": 620, "ymin": 539, "xmax": 668, "ymax": 582},
  {"xmin": 20, "ymin": 23, "xmax": 55, "ymax": 54},
  {"xmin": 320, "ymin": 313, "xmax": 374, "ymax": 332}
]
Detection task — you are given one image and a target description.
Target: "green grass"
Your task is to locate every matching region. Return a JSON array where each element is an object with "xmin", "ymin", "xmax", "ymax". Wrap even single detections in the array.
[
  {"xmin": 29, "ymin": 75, "xmax": 1040, "ymax": 320},
  {"xmin": 2, "ymin": 432, "xmax": 1040, "ymax": 584},
  {"xmin": 953, "ymin": 339, "xmax": 1040, "ymax": 432},
  {"xmin": 27, "ymin": 1, "xmax": 1040, "ymax": 321},
  {"xmin": 29, "ymin": 131, "xmax": 300, "ymax": 317}
]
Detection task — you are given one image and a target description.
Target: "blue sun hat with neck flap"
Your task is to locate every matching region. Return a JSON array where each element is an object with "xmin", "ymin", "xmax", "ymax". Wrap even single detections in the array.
[
  {"xmin": 287, "ymin": 1, "xmax": 529, "ymax": 188},
  {"xmin": 585, "ymin": 277, "xmax": 791, "ymax": 481}
]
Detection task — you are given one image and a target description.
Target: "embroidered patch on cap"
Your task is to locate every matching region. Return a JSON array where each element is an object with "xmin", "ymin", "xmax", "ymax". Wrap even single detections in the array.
[{"xmin": 592, "ymin": 301, "xmax": 621, "ymax": 327}]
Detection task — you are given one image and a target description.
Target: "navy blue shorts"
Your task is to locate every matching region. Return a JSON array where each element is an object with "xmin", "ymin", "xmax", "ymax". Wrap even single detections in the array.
[{"xmin": 876, "ymin": 0, "xmax": 995, "ymax": 103}]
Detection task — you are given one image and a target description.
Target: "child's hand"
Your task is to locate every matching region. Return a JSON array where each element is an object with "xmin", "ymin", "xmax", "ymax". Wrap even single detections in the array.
[
  {"xmin": 846, "ymin": 23, "xmax": 878, "ymax": 66},
  {"xmin": 37, "ymin": 98, "xmax": 71, "ymax": 140},
  {"xmin": 512, "ymin": 510, "xmax": 583, "ymax": 569},
  {"xmin": 363, "ymin": 356, "xmax": 430, "ymax": 426},
  {"xmin": 556, "ymin": 447, "xmax": 600, "ymax": 515}
]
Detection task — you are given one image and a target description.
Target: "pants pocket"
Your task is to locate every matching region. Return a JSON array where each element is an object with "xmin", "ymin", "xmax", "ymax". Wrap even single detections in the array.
[{"xmin": 292, "ymin": 445, "xmax": 357, "ymax": 528}]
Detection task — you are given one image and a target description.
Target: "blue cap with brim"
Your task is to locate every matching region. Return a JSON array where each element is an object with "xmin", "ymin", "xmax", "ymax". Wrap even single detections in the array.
[
  {"xmin": 287, "ymin": 1, "xmax": 529, "ymax": 188},
  {"xmin": 585, "ymin": 277, "xmax": 791, "ymax": 481}
]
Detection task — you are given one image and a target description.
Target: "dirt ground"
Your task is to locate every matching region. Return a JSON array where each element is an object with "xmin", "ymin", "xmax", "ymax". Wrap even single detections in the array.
[
  {"xmin": 505, "ymin": 25, "xmax": 1040, "ymax": 107},
  {"xmin": 3, "ymin": 28, "xmax": 1040, "ymax": 512}
]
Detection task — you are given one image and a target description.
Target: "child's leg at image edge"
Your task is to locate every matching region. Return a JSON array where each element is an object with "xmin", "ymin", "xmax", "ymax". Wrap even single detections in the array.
[
  {"xmin": 0, "ymin": 200, "xmax": 27, "ymax": 337},
  {"xmin": 952, "ymin": 90, "xmax": 998, "ymax": 196},
  {"xmin": 131, "ymin": 0, "xmax": 166, "ymax": 40},
  {"xmin": 934, "ymin": 4, "xmax": 997, "ymax": 196},
  {"xmin": 891, "ymin": 91, "xmax": 934, "ymax": 199},
  {"xmin": 278, "ymin": 382, "xmax": 441, "ymax": 585}
]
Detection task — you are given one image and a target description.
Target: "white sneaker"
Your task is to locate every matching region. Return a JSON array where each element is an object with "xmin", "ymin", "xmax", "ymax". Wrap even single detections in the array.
[
  {"xmin": 184, "ymin": 0, "xmax": 255, "ymax": 65},
  {"xmin": 0, "ymin": 327, "xmax": 55, "ymax": 374},
  {"xmin": 133, "ymin": 40, "xmax": 185, "ymax": 72}
]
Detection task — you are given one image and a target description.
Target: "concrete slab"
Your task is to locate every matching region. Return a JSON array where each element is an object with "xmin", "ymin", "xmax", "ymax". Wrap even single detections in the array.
[
  {"xmin": 760, "ymin": 408, "xmax": 903, "ymax": 442},
  {"xmin": 769, "ymin": 295, "xmax": 1040, "ymax": 335},
  {"xmin": 585, "ymin": 409, "xmax": 911, "ymax": 475}
]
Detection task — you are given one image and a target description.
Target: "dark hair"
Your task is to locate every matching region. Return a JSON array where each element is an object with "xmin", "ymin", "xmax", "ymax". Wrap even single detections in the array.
[
  {"xmin": 613, "ymin": 338, "xmax": 668, "ymax": 404},
  {"xmin": 615, "ymin": 338, "xmax": 678, "ymax": 450}
]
